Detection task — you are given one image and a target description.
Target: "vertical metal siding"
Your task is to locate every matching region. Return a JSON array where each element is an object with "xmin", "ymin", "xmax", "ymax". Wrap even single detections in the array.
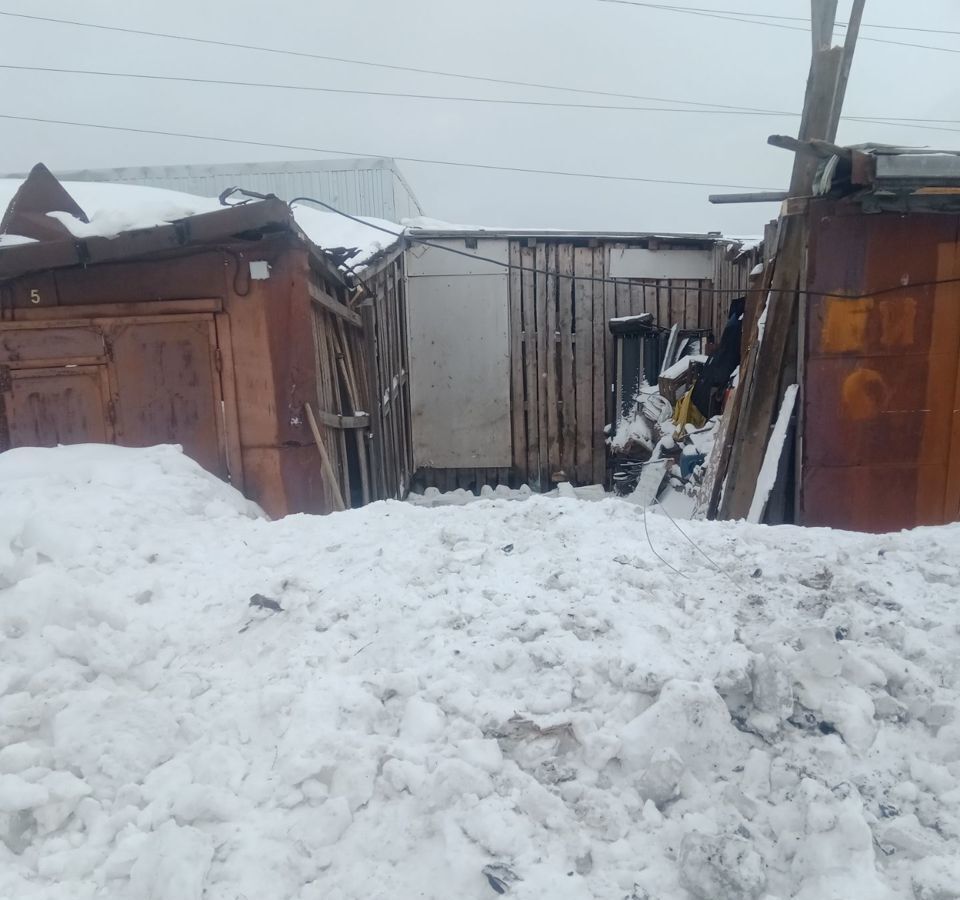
[{"xmin": 17, "ymin": 159, "xmax": 424, "ymax": 222}]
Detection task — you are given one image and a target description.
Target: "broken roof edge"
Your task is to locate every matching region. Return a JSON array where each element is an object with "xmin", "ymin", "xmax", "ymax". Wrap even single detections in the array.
[
  {"xmin": 0, "ymin": 166, "xmax": 361, "ymax": 286},
  {"xmin": 0, "ymin": 197, "xmax": 349, "ymax": 288},
  {"xmin": 403, "ymin": 226, "xmax": 724, "ymax": 245}
]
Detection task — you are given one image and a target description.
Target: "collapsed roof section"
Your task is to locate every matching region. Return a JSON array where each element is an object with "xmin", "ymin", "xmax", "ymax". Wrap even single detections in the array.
[
  {"xmin": 0, "ymin": 164, "xmax": 405, "ymax": 284},
  {"xmin": 772, "ymin": 138, "xmax": 960, "ymax": 214}
]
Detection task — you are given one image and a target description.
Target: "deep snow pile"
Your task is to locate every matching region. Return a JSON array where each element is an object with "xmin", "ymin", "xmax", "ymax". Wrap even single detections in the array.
[{"xmin": 1, "ymin": 446, "xmax": 960, "ymax": 900}]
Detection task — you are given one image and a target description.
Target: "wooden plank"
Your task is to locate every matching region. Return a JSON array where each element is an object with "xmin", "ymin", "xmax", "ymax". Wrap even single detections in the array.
[
  {"xmin": 827, "ymin": 0, "xmax": 865, "ymax": 141},
  {"xmin": 615, "ymin": 281, "xmax": 630, "ymax": 319},
  {"xmin": 391, "ymin": 261, "xmax": 412, "ymax": 492},
  {"xmin": 392, "ymin": 259, "xmax": 412, "ymax": 489},
  {"xmin": 643, "ymin": 282, "xmax": 658, "ymax": 320},
  {"xmin": 535, "ymin": 243, "xmax": 550, "ymax": 487},
  {"xmin": 603, "ymin": 264, "xmax": 618, "ymax": 437},
  {"xmin": 305, "ymin": 403, "xmax": 346, "ymax": 512},
  {"xmin": 312, "ymin": 311, "xmax": 343, "ymax": 508},
  {"xmin": 313, "ymin": 409, "xmax": 371, "ymax": 430},
  {"xmin": 327, "ymin": 327, "xmax": 352, "ymax": 505},
  {"xmin": 377, "ymin": 280, "xmax": 399, "ymax": 499},
  {"xmin": 360, "ymin": 301, "xmax": 385, "ymax": 500},
  {"xmin": 709, "ymin": 190, "xmax": 790, "ymax": 205},
  {"xmin": 573, "ymin": 246, "xmax": 593, "ymax": 484},
  {"xmin": 557, "ymin": 244, "xmax": 576, "ymax": 480},
  {"xmin": 508, "ymin": 241, "xmax": 526, "ymax": 477},
  {"xmin": 308, "ymin": 280, "xmax": 362, "ymax": 328},
  {"xmin": 544, "ymin": 244, "xmax": 561, "ymax": 479},
  {"xmin": 214, "ymin": 312, "xmax": 245, "ymax": 493},
  {"xmin": 629, "ymin": 282, "xmax": 642, "ymax": 317},
  {"xmin": 670, "ymin": 281, "xmax": 686, "ymax": 331},
  {"xmin": 591, "ymin": 246, "xmax": 607, "ymax": 485},
  {"xmin": 10, "ymin": 298, "xmax": 223, "ymax": 321},
  {"xmin": 719, "ymin": 236, "xmax": 792, "ymax": 520},
  {"xmin": 520, "ymin": 244, "xmax": 540, "ymax": 487},
  {"xmin": 384, "ymin": 269, "xmax": 402, "ymax": 496},
  {"xmin": 334, "ymin": 319, "xmax": 370, "ymax": 504},
  {"xmin": 811, "ymin": 0, "xmax": 838, "ymax": 51},
  {"xmin": 658, "ymin": 281, "xmax": 671, "ymax": 328},
  {"xmin": 690, "ymin": 280, "xmax": 702, "ymax": 330}
]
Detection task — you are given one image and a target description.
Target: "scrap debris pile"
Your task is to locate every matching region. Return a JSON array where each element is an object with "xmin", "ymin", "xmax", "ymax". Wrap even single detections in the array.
[{"xmin": 609, "ymin": 297, "xmax": 746, "ymax": 514}]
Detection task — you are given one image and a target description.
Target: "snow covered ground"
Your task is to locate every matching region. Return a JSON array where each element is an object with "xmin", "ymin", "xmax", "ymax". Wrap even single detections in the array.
[{"xmin": 1, "ymin": 445, "xmax": 959, "ymax": 900}]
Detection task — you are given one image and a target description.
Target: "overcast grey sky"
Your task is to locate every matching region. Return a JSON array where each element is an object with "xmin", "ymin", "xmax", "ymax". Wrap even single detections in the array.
[{"xmin": 2, "ymin": 0, "xmax": 958, "ymax": 235}]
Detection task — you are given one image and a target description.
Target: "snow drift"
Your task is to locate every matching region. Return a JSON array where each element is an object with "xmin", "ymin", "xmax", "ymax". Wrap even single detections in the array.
[{"xmin": 1, "ymin": 444, "xmax": 959, "ymax": 899}]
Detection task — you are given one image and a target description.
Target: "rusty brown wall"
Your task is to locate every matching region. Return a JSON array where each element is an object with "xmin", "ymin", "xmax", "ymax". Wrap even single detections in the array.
[
  {"xmin": 222, "ymin": 242, "xmax": 332, "ymax": 518},
  {"xmin": 802, "ymin": 200, "xmax": 960, "ymax": 532},
  {"xmin": 0, "ymin": 239, "xmax": 336, "ymax": 519}
]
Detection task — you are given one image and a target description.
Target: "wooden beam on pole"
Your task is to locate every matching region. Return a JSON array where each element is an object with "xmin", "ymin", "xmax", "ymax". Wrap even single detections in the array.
[
  {"xmin": 767, "ymin": 134, "xmax": 849, "ymax": 160},
  {"xmin": 826, "ymin": 0, "xmax": 867, "ymax": 142},
  {"xmin": 811, "ymin": 0, "xmax": 838, "ymax": 51},
  {"xmin": 718, "ymin": 0, "xmax": 867, "ymax": 522},
  {"xmin": 709, "ymin": 191, "xmax": 790, "ymax": 205}
]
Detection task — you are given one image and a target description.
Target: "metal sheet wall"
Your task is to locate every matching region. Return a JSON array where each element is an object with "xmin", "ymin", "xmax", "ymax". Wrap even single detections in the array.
[
  {"xmin": 406, "ymin": 240, "xmax": 513, "ymax": 470},
  {"xmin": 802, "ymin": 201, "xmax": 960, "ymax": 532}
]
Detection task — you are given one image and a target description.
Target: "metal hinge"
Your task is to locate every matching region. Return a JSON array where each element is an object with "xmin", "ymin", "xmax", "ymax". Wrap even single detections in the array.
[
  {"xmin": 214, "ymin": 348, "xmax": 223, "ymax": 373},
  {"xmin": 0, "ymin": 366, "xmax": 11, "ymax": 393},
  {"xmin": 106, "ymin": 400, "xmax": 117, "ymax": 426}
]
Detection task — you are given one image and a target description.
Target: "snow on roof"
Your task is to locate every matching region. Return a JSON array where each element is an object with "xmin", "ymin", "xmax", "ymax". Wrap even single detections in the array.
[
  {"xmin": 0, "ymin": 233, "xmax": 35, "ymax": 248},
  {"xmin": 0, "ymin": 177, "xmax": 403, "ymax": 270},
  {"xmin": 290, "ymin": 203, "xmax": 403, "ymax": 270},
  {"xmin": 0, "ymin": 178, "xmax": 222, "ymax": 239}
]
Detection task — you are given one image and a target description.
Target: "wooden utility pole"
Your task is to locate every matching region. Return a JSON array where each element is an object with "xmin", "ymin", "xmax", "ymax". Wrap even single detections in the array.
[{"xmin": 715, "ymin": 0, "xmax": 866, "ymax": 521}]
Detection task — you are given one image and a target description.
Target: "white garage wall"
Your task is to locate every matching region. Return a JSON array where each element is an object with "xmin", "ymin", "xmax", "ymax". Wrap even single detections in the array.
[{"xmin": 406, "ymin": 240, "xmax": 512, "ymax": 469}]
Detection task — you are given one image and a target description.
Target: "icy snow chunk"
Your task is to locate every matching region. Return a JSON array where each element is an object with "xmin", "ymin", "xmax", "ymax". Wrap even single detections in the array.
[
  {"xmin": 749, "ymin": 650, "xmax": 794, "ymax": 734},
  {"xmin": 619, "ymin": 680, "xmax": 747, "ymax": 780},
  {"xmin": 400, "ymin": 696, "xmax": 446, "ymax": 742},
  {"xmin": 456, "ymin": 738, "xmax": 503, "ymax": 774},
  {"xmin": 0, "ymin": 773, "xmax": 49, "ymax": 811},
  {"xmin": 636, "ymin": 747, "xmax": 684, "ymax": 806},
  {"xmin": 678, "ymin": 832, "xmax": 766, "ymax": 900},
  {"xmin": 912, "ymin": 855, "xmax": 960, "ymax": 900},
  {"xmin": 876, "ymin": 814, "xmax": 948, "ymax": 859},
  {"xmin": 792, "ymin": 792, "xmax": 894, "ymax": 900},
  {"xmin": 0, "ymin": 741, "xmax": 50, "ymax": 774},
  {"xmin": 296, "ymin": 797, "xmax": 352, "ymax": 847},
  {"xmin": 128, "ymin": 820, "xmax": 214, "ymax": 900}
]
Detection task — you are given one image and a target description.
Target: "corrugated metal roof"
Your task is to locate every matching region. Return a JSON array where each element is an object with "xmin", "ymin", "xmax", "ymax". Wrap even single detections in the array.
[{"xmin": 1, "ymin": 157, "xmax": 424, "ymax": 223}]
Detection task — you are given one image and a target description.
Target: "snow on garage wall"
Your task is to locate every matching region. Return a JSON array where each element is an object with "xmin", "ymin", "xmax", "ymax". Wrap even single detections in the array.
[{"xmin": 406, "ymin": 239, "xmax": 512, "ymax": 469}]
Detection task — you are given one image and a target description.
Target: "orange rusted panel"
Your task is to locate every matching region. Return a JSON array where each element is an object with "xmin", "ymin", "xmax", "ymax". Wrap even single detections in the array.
[{"xmin": 802, "ymin": 200, "xmax": 960, "ymax": 532}]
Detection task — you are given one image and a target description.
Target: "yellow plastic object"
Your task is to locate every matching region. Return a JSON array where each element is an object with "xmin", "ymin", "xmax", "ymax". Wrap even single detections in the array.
[{"xmin": 673, "ymin": 389, "xmax": 706, "ymax": 434}]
